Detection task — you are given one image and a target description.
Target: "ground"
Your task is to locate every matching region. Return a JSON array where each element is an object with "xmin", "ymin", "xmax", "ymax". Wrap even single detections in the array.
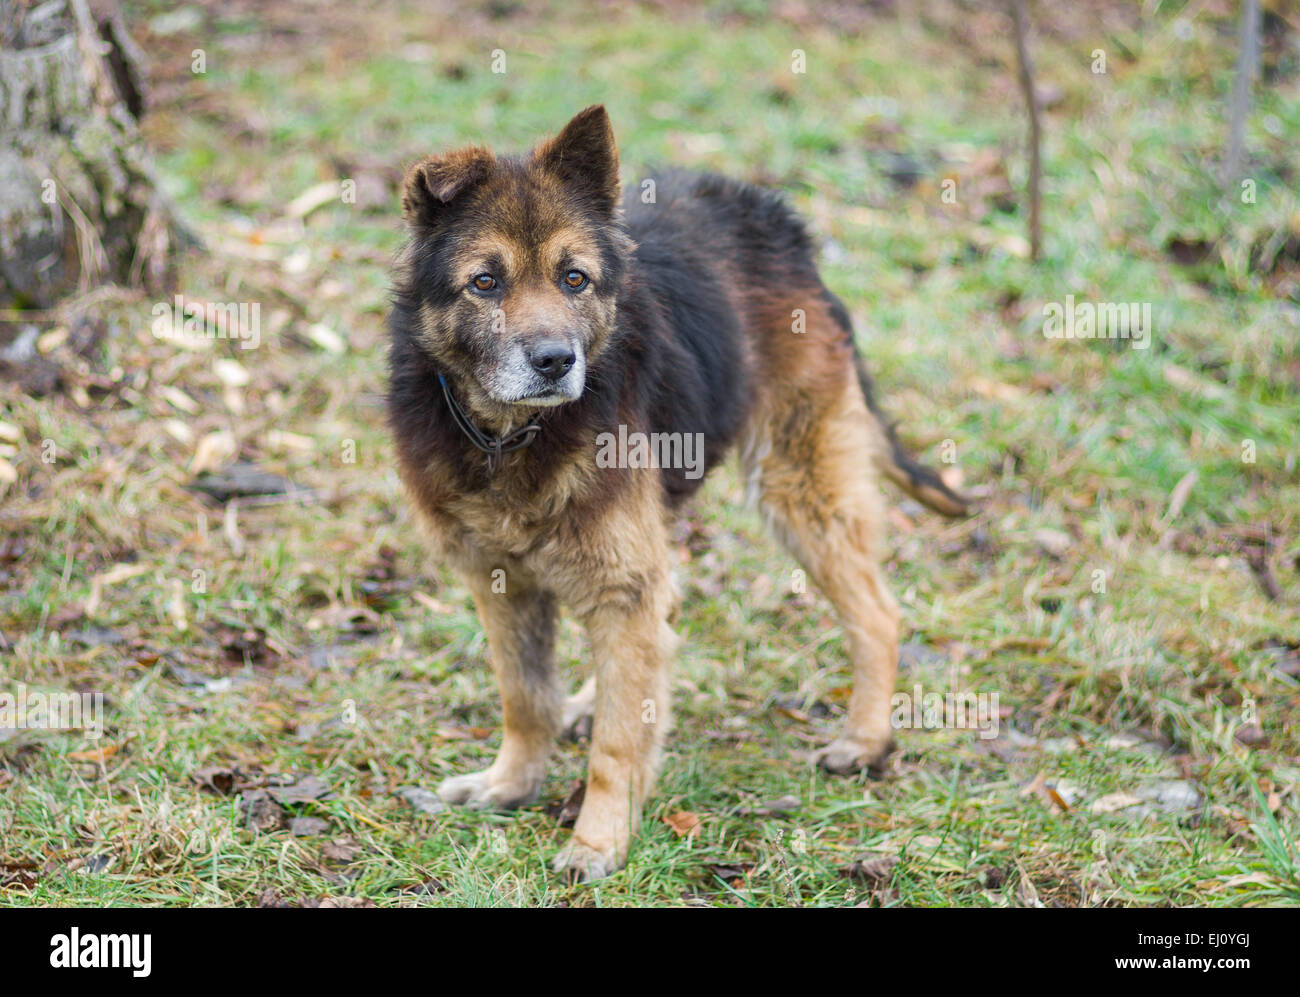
[{"xmin": 0, "ymin": 0, "xmax": 1297, "ymax": 907}]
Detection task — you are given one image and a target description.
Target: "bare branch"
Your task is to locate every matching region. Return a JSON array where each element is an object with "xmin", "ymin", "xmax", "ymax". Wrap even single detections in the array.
[{"xmin": 1009, "ymin": 0, "xmax": 1042, "ymax": 262}]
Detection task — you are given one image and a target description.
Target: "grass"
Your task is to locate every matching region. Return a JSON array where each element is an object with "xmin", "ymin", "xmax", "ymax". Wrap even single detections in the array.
[{"xmin": 0, "ymin": 0, "xmax": 1297, "ymax": 907}]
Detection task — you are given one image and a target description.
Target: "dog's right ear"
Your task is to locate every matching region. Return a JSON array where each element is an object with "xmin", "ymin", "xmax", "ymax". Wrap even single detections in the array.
[{"xmin": 401, "ymin": 146, "xmax": 494, "ymax": 228}]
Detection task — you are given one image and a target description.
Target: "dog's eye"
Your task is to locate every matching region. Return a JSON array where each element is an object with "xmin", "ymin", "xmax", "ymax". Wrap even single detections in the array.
[
  {"xmin": 470, "ymin": 274, "xmax": 497, "ymax": 293},
  {"xmin": 563, "ymin": 270, "xmax": 588, "ymax": 291}
]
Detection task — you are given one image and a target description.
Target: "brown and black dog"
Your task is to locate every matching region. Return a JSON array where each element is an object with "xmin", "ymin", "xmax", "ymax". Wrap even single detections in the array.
[{"xmin": 387, "ymin": 106, "xmax": 966, "ymax": 881}]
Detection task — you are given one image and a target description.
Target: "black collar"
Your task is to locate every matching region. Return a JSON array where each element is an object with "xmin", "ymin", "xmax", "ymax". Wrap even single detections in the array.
[{"xmin": 437, "ymin": 371, "xmax": 541, "ymax": 472}]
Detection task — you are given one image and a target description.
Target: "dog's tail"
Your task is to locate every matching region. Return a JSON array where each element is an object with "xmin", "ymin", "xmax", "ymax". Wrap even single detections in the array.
[{"xmin": 853, "ymin": 351, "xmax": 971, "ymax": 518}]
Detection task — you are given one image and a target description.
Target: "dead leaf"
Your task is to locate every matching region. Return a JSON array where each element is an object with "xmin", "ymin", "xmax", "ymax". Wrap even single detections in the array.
[
  {"xmin": 1090, "ymin": 792, "xmax": 1143, "ymax": 814},
  {"xmin": 240, "ymin": 790, "xmax": 286, "ymax": 832},
  {"xmin": 546, "ymin": 781, "xmax": 585, "ymax": 827},
  {"xmin": 1234, "ymin": 724, "xmax": 1267, "ymax": 745},
  {"xmin": 265, "ymin": 775, "xmax": 332, "ymax": 804},
  {"xmin": 309, "ymin": 896, "xmax": 375, "ymax": 908},
  {"xmin": 1044, "ymin": 785, "xmax": 1071, "ymax": 812},
  {"xmin": 191, "ymin": 766, "xmax": 237, "ymax": 795},
  {"xmin": 321, "ymin": 838, "xmax": 361, "ymax": 863},
  {"xmin": 66, "ymin": 743, "xmax": 119, "ymax": 763},
  {"xmin": 0, "ymin": 860, "xmax": 40, "ymax": 890},
  {"xmin": 1020, "ymin": 772, "xmax": 1070, "ymax": 811},
  {"xmin": 663, "ymin": 811, "xmax": 701, "ymax": 838},
  {"xmin": 708, "ymin": 862, "xmax": 752, "ymax": 884},
  {"xmin": 841, "ymin": 854, "xmax": 899, "ymax": 882}
]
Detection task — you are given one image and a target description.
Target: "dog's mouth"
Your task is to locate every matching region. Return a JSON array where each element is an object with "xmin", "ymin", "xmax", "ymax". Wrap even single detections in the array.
[
  {"xmin": 483, "ymin": 342, "xmax": 587, "ymax": 408},
  {"xmin": 512, "ymin": 389, "xmax": 577, "ymax": 406}
]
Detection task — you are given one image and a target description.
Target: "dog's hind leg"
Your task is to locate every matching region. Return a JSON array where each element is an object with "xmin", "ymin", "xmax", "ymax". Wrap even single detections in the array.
[
  {"xmin": 437, "ymin": 578, "xmax": 561, "ymax": 808},
  {"xmin": 748, "ymin": 365, "xmax": 902, "ymax": 774}
]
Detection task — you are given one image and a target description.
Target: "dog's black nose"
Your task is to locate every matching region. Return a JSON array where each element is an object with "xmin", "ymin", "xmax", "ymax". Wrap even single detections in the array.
[{"xmin": 529, "ymin": 340, "xmax": 576, "ymax": 381}]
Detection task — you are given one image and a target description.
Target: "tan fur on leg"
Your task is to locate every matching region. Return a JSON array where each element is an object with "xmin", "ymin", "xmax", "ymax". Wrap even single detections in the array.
[
  {"xmin": 437, "ymin": 578, "xmax": 561, "ymax": 808},
  {"xmin": 748, "ymin": 368, "xmax": 902, "ymax": 772},
  {"xmin": 548, "ymin": 485, "xmax": 677, "ymax": 881}
]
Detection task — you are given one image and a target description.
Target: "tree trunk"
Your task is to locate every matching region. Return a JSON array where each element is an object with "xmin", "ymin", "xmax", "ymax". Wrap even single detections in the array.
[{"xmin": 0, "ymin": 0, "xmax": 184, "ymax": 309}]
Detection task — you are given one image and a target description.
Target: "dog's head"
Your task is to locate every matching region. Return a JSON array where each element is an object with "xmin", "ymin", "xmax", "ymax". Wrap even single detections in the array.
[{"xmin": 397, "ymin": 106, "xmax": 633, "ymax": 421}]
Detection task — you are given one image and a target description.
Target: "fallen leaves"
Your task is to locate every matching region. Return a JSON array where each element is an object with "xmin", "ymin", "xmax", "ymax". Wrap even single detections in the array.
[
  {"xmin": 255, "ymin": 888, "xmax": 375, "ymax": 908},
  {"xmin": 1020, "ymin": 773, "xmax": 1206, "ymax": 821},
  {"xmin": 191, "ymin": 767, "xmax": 336, "ymax": 833},
  {"xmin": 841, "ymin": 854, "xmax": 900, "ymax": 883},
  {"xmin": 546, "ymin": 781, "xmax": 585, "ymax": 827},
  {"xmin": 707, "ymin": 862, "xmax": 753, "ymax": 886},
  {"xmin": 1020, "ymin": 772, "xmax": 1073, "ymax": 812},
  {"xmin": 663, "ymin": 811, "xmax": 702, "ymax": 839},
  {"xmin": 839, "ymin": 854, "xmax": 902, "ymax": 906},
  {"xmin": 320, "ymin": 838, "xmax": 361, "ymax": 864},
  {"xmin": 240, "ymin": 790, "xmax": 286, "ymax": 832},
  {"xmin": 1090, "ymin": 791, "xmax": 1144, "ymax": 814},
  {"xmin": 265, "ymin": 775, "xmax": 333, "ymax": 805},
  {"xmin": 0, "ymin": 859, "xmax": 40, "ymax": 891},
  {"xmin": 66, "ymin": 743, "xmax": 120, "ymax": 764},
  {"xmin": 288, "ymin": 816, "xmax": 329, "ymax": 836}
]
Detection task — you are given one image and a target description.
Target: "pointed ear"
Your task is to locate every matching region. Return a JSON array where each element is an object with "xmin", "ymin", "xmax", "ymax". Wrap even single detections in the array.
[
  {"xmin": 401, "ymin": 146, "xmax": 495, "ymax": 228},
  {"xmin": 534, "ymin": 105, "xmax": 621, "ymax": 215}
]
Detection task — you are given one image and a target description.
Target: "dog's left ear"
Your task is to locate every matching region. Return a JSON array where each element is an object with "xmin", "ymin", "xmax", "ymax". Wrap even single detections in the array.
[{"xmin": 535, "ymin": 105, "xmax": 621, "ymax": 216}]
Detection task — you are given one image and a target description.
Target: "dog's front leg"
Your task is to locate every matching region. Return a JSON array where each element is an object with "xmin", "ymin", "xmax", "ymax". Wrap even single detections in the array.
[
  {"xmin": 553, "ymin": 572, "xmax": 676, "ymax": 882},
  {"xmin": 437, "ymin": 578, "xmax": 561, "ymax": 809}
]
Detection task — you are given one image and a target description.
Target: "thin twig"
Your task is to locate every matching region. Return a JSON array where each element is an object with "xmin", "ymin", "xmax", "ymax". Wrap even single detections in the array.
[
  {"xmin": 1223, "ymin": 0, "xmax": 1261, "ymax": 193},
  {"xmin": 1009, "ymin": 0, "xmax": 1042, "ymax": 261}
]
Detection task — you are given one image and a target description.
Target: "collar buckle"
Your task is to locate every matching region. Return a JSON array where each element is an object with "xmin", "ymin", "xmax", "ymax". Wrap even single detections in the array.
[{"xmin": 437, "ymin": 372, "xmax": 541, "ymax": 472}]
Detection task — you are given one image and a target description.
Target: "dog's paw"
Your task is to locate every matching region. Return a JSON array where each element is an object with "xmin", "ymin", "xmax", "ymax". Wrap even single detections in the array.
[
  {"xmin": 552, "ymin": 838, "xmax": 620, "ymax": 883},
  {"xmin": 436, "ymin": 768, "xmax": 538, "ymax": 810},
  {"xmin": 813, "ymin": 735, "xmax": 893, "ymax": 776}
]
